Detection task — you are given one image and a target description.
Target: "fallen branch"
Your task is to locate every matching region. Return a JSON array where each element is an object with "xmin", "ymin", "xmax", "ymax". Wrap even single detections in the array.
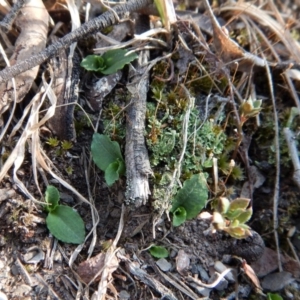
[{"xmin": 125, "ymin": 15, "xmax": 153, "ymax": 207}]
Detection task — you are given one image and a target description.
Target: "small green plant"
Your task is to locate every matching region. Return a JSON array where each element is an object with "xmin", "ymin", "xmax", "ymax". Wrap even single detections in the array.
[
  {"xmin": 91, "ymin": 133, "xmax": 125, "ymax": 186},
  {"xmin": 80, "ymin": 49, "xmax": 138, "ymax": 75},
  {"xmin": 170, "ymin": 173, "xmax": 208, "ymax": 226},
  {"xmin": 267, "ymin": 293, "xmax": 283, "ymax": 300},
  {"xmin": 61, "ymin": 140, "xmax": 73, "ymax": 151},
  {"xmin": 212, "ymin": 197, "xmax": 253, "ymax": 239},
  {"xmin": 46, "ymin": 137, "xmax": 60, "ymax": 147},
  {"xmin": 46, "ymin": 138, "xmax": 73, "ymax": 157},
  {"xmin": 149, "ymin": 245, "xmax": 169, "ymax": 258},
  {"xmin": 65, "ymin": 166, "xmax": 74, "ymax": 175},
  {"xmin": 239, "ymin": 96, "xmax": 262, "ymax": 125},
  {"xmin": 44, "ymin": 185, "xmax": 85, "ymax": 244}
]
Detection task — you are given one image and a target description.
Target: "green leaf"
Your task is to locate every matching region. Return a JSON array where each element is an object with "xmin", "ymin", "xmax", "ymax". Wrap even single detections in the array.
[
  {"xmin": 154, "ymin": 0, "xmax": 165, "ymax": 26},
  {"xmin": 217, "ymin": 197, "xmax": 230, "ymax": 214},
  {"xmin": 80, "ymin": 55, "xmax": 106, "ymax": 72},
  {"xmin": 45, "ymin": 185, "xmax": 60, "ymax": 212},
  {"xmin": 224, "ymin": 208, "xmax": 244, "ymax": 220},
  {"xmin": 235, "ymin": 207, "xmax": 253, "ymax": 224},
  {"xmin": 101, "ymin": 49, "xmax": 138, "ymax": 75},
  {"xmin": 172, "ymin": 206, "xmax": 187, "ymax": 227},
  {"xmin": 105, "ymin": 158, "xmax": 125, "ymax": 186},
  {"xmin": 223, "ymin": 226, "xmax": 251, "ymax": 239},
  {"xmin": 170, "ymin": 173, "xmax": 208, "ymax": 219},
  {"xmin": 225, "ymin": 198, "xmax": 251, "ymax": 220},
  {"xmin": 46, "ymin": 205, "xmax": 85, "ymax": 244},
  {"xmin": 228, "ymin": 198, "xmax": 250, "ymax": 211},
  {"xmin": 149, "ymin": 246, "xmax": 169, "ymax": 258},
  {"xmin": 267, "ymin": 293, "xmax": 283, "ymax": 300},
  {"xmin": 91, "ymin": 133, "xmax": 124, "ymax": 171}
]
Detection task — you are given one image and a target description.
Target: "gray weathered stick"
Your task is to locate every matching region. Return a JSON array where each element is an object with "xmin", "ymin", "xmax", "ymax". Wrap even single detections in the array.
[
  {"xmin": 0, "ymin": 0, "xmax": 153, "ymax": 83},
  {"xmin": 125, "ymin": 14, "xmax": 153, "ymax": 207},
  {"xmin": 0, "ymin": 0, "xmax": 27, "ymax": 32}
]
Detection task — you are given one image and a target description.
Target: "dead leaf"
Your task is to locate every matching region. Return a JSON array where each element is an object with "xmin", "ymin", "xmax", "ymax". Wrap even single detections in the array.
[
  {"xmin": 77, "ymin": 252, "xmax": 106, "ymax": 284},
  {"xmin": 242, "ymin": 260, "xmax": 262, "ymax": 290},
  {"xmin": 202, "ymin": 0, "xmax": 266, "ymax": 72}
]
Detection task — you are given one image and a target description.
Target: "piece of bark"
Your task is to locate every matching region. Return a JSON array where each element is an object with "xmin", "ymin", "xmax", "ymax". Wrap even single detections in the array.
[
  {"xmin": 125, "ymin": 15, "xmax": 153, "ymax": 207},
  {"xmin": 48, "ymin": 47, "xmax": 80, "ymax": 140},
  {"xmin": 85, "ymin": 71, "xmax": 122, "ymax": 111},
  {"xmin": 47, "ymin": 40, "xmax": 68, "ymax": 139},
  {"xmin": 0, "ymin": 0, "xmax": 49, "ymax": 116}
]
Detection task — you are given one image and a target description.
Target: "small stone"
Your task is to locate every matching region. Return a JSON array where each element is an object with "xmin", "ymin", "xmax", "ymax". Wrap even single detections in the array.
[
  {"xmin": 262, "ymin": 271, "xmax": 294, "ymax": 291},
  {"xmin": 119, "ymin": 290, "xmax": 130, "ymax": 300},
  {"xmin": 170, "ymin": 249, "xmax": 177, "ymax": 258},
  {"xmin": 208, "ymin": 273, "xmax": 228, "ymax": 291},
  {"xmin": 189, "ymin": 283, "xmax": 211, "ymax": 297},
  {"xmin": 214, "ymin": 261, "xmax": 235, "ymax": 283},
  {"xmin": 192, "ymin": 265, "xmax": 210, "ymax": 282},
  {"xmin": 156, "ymin": 258, "xmax": 172, "ymax": 272},
  {"xmin": 10, "ymin": 264, "xmax": 19, "ymax": 276}
]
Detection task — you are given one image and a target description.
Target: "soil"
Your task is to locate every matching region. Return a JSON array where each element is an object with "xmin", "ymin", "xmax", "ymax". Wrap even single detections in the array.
[{"xmin": 1, "ymin": 1, "xmax": 300, "ymax": 300}]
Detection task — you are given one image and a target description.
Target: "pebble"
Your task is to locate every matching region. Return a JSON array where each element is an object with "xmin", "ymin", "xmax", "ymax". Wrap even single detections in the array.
[
  {"xmin": 156, "ymin": 258, "xmax": 172, "ymax": 272},
  {"xmin": 189, "ymin": 283, "xmax": 211, "ymax": 297},
  {"xmin": 214, "ymin": 261, "xmax": 235, "ymax": 283},
  {"xmin": 262, "ymin": 271, "xmax": 294, "ymax": 291},
  {"xmin": 119, "ymin": 290, "xmax": 130, "ymax": 300},
  {"xmin": 208, "ymin": 273, "xmax": 228, "ymax": 291},
  {"xmin": 191, "ymin": 265, "xmax": 210, "ymax": 282}
]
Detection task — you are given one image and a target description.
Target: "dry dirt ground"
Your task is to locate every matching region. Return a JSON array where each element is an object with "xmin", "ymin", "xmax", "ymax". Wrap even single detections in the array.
[{"xmin": 1, "ymin": 0, "xmax": 300, "ymax": 300}]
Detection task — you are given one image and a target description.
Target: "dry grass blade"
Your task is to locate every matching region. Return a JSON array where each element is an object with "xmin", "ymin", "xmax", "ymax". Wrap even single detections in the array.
[
  {"xmin": 264, "ymin": 58, "xmax": 282, "ymax": 272},
  {"xmin": 219, "ymin": 1, "xmax": 300, "ymax": 62},
  {"xmin": 0, "ymin": 42, "xmax": 16, "ymax": 142}
]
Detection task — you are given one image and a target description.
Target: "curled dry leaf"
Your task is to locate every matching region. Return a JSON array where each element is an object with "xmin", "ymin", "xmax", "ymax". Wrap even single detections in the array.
[
  {"xmin": 0, "ymin": 0, "xmax": 49, "ymax": 115},
  {"xmin": 242, "ymin": 259, "xmax": 261, "ymax": 290},
  {"xmin": 77, "ymin": 251, "xmax": 118, "ymax": 284}
]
